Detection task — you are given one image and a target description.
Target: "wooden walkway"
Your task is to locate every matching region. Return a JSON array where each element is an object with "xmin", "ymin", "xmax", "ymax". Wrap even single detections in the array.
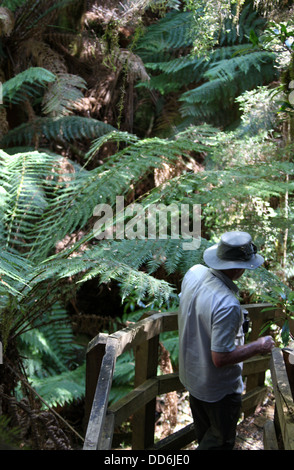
[{"xmin": 83, "ymin": 303, "xmax": 282, "ymax": 450}]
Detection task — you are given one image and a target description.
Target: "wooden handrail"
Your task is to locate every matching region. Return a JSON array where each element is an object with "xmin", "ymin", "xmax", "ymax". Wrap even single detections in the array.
[{"xmin": 83, "ymin": 303, "xmax": 279, "ymax": 450}]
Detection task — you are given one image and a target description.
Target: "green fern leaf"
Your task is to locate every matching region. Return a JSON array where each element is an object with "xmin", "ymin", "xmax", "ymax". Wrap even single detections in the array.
[
  {"xmin": 2, "ymin": 67, "xmax": 56, "ymax": 105},
  {"xmin": 29, "ymin": 363, "xmax": 86, "ymax": 407},
  {"xmin": 0, "ymin": 0, "xmax": 27, "ymax": 11},
  {"xmin": 1, "ymin": 116, "xmax": 116, "ymax": 147},
  {"xmin": 42, "ymin": 73, "xmax": 87, "ymax": 116}
]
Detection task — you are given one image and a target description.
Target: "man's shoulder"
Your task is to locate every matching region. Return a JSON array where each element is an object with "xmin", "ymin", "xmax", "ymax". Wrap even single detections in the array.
[
  {"xmin": 180, "ymin": 264, "xmax": 208, "ymax": 298},
  {"xmin": 185, "ymin": 264, "xmax": 208, "ymax": 278}
]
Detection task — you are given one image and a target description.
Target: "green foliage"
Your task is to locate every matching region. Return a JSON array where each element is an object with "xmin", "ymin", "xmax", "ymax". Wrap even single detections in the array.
[
  {"xmin": 28, "ymin": 363, "xmax": 86, "ymax": 407},
  {"xmin": 179, "ymin": 49, "xmax": 277, "ymax": 120},
  {"xmin": 1, "ymin": 116, "xmax": 116, "ymax": 147},
  {"xmin": 1, "ymin": 0, "xmax": 294, "ymax": 430},
  {"xmin": 42, "ymin": 73, "xmax": 87, "ymax": 116},
  {"xmin": 136, "ymin": 4, "xmax": 278, "ymax": 128},
  {"xmin": 0, "ymin": 125, "xmax": 212, "ymax": 412},
  {"xmin": 19, "ymin": 303, "xmax": 80, "ymax": 373},
  {"xmin": 2, "ymin": 67, "xmax": 56, "ymax": 105},
  {"xmin": 235, "ymin": 86, "xmax": 281, "ymax": 135},
  {"xmin": 260, "ymin": 286, "xmax": 294, "ymax": 347},
  {"xmin": 0, "ymin": 415, "xmax": 21, "ymax": 449},
  {"xmin": 0, "ymin": 0, "xmax": 27, "ymax": 12}
]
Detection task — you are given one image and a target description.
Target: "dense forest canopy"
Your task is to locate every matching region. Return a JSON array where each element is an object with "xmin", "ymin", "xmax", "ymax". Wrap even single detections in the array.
[{"xmin": 0, "ymin": 0, "xmax": 294, "ymax": 449}]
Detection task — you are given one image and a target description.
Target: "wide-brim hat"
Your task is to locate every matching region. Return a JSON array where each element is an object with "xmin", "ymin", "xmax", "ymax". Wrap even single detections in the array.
[{"xmin": 203, "ymin": 231, "xmax": 264, "ymax": 270}]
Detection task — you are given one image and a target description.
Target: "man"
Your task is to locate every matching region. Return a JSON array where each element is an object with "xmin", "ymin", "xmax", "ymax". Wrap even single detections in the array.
[{"xmin": 178, "ymin": 231, "xmax": 274, "ymax": 450}]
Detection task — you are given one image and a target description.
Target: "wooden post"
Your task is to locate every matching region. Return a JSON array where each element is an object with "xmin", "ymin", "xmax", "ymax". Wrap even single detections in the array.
[
  {"xmin": 243, "ymin": 304, "xmax": 277, "ymax": 416},
  {"xmin": 263, "ymin": 420, "xmax": 279, "ymax": 450},
  {"xmin": 132, "ymin": 334, "xmax": 159, "ymax": 449},
  {"xmin": 270, "ymin": 348, "xmax": 294, "ymax": 450},
  {"xmin": 84, "ymin": 337, "xmax": 118, "ymax": 449},
  {"xmin": 84, "ymin": 333, "xmax": 108, "ymax": 431}
]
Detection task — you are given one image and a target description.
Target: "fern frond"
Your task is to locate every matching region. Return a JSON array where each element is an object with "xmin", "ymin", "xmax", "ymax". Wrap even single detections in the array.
[
  {"xmin": 179, "ymin": 50, "xmax": 278, "ymax": 120},
  {"xmin": 137, "ymin": 5, "xmax": 276, "ymax": 125},
  {"xmin": 19, "ymin": 302, "xmax": 80, "ymax": 376},
  {"xmin": 204, "ymin": 50, "xmax": 276, "ymax": 82},
  {"xmin": 219, "ymin": 3, "xmax": 266, "ymax": 46},
  {"xmin": 2, "ymin": 67, "xmax": 56, "ymax": 105},
  {"xmin": 42, "ymin": 73, "xmax": 87, "ymax": 116},
  {"xmin": 11, "ymin": 129, "xmax": 209, "ymax": 259},
  {"xmin": 0, "ymin": 0, "xmax": 27, "ymax": 11},
  {"xmin": 13, "ymin": 0, "xmax": 76, "ymax": 40},
  {"xmin": 0, "ymin": 249, "xmax": 32, "ymax": 288},
  {"xmin": 136, "ymin": 10, "xmax": 194, "ymax": 61},
  {"xmin": 29, "ymin": 363, "xmax": 85, "ymax": 407},
  {"xmin": 1, "ymin": 116, "xmax": 116, "ymax": 147}
]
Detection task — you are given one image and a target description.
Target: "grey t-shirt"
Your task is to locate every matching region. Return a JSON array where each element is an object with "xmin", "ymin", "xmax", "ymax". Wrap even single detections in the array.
[{"xmin": 178, "ymin": 265, "xmax": 244, "ymax": 402}]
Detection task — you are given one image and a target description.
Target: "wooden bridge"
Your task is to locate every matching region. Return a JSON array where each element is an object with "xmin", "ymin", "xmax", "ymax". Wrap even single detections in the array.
[{"xmin": 82, "ymin": 303, "xmax": 293, "ymax": 450}]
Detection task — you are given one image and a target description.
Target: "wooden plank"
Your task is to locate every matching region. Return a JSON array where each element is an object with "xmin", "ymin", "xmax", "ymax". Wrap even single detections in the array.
[
  {"xmin": 140, "ymin": 310, "xmax": 178, "ymax": 333},
  {"xmin": 242, "ymin": 304, "xmax": 276, "ymax": 416},
  {"xmin": 243, "ymin": 355, "xmax": 270, "ymax": 376},
  {"xmin": 100, "ymin": 412, "xmax": 115, "ymax": 450},
  {"xmin": 108, "ymin": 373, "xmax": 184, "ymax": 428},
  {"xmin": 271, "ymin": 349, "xmax": 294, "ymax": 414},
  {"xmin": 132, "ymin": 334, "xmax": 159, "ymax": 449},
  {"xmin": 263, "ymin": 420, "xmax": 279, "ymax": 450},
  {"xmin": 109, "ymin": 378, "xmax": 159, "ymax": 427},
  {"xmin": 161, "ymin": 311, "xmax": 178, "ymax": 332},
  {"xmin": 110, "ymin": 316, "xmax": 162, "ymax": 356},
  {"xmin": 148, "ymin": 423, "xmax": 195, "ymax": 450},
  {"xmin": 84, "ymin": 333, "xmax": 108, "ymax": 430},
  {"xmin": 243, "ymin": 355, "xmax": 270, "ymax": 416},
  {"xmin": 241, "ymin": 385, "xmax": 267, "ymax": 413},
  {"xmin": 158, "ymin": 372, "xmax": 184, "ymax": 395},
  {"xmin": 101, "ymin": 311, "xmax": 177, "ymax": 358},
  {"xmin": 107, "ymin": 313, "xmax": 165, "ymax": 357},
  {"xmin": 83, "ymin": 337, "xmax": 118, "ymax": 450},
  {"xmin": 270, "ymin": 348, "xmax": 294, "ymax": 450}
]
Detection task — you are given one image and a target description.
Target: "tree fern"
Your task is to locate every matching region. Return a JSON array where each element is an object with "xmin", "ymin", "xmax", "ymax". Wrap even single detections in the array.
[
  {"xmin": 19, "ymin": 302, "xmax": 82, "ymax": 378},
  {"xmin": 0, "ymin": 250, "xmax": 31, "ymax": 290},
  {"xmin": 2, "ymin": 67, "xmax": 56, "ymax": 105},
  {"xmin": 136, "ymin": 4, "xmax": 278, "ymax": 128},
  {"xmin": 42, "ymin": 73, "xmax": 87, "ymax": 117},
  {"xmin": 12, "ymin": 0, "xmax": 76, "ymax": 40},
  {"xmin": 179, "ymin": 49, "xmax": 278, "ymax": 120},
  {"xmin": 0, "ymin": 0, "xmax": 27, "ymax": 11},
  {"xmin": 0, "ymin": 116, "xmax": 116, "ymax": 148},
  {"xmin": 136, "ymin": 10, "xmax": 195, "ymax": 60},
  {"xmin": 0, "ymin": 128, "xmax": 208, "ymax": 260},
  {"xmin": 28, "ymin": 363, "xmax": 86, "ymax": 408},
  {"xmin": 0, "ymin": 126, "xmax": 214, "ymax": 341},
  {"xmin": 218, "ymin": 3, "xmax": 266, "ymax": 46}
]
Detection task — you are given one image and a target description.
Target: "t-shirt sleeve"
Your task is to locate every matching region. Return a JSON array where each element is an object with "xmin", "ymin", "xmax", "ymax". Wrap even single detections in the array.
[{"xmin": 211, "ymin": 303, "xmax": 242, "ymax": 353}]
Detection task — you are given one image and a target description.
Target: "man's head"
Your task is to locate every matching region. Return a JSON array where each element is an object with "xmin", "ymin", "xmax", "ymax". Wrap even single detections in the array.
[
  {"xmin": 203, "ymin": 231, "xmax": 264, "ymax": 272},
  {"xmin": 221, "ymin": 268, "xmax": 245, "ymax": 281}
]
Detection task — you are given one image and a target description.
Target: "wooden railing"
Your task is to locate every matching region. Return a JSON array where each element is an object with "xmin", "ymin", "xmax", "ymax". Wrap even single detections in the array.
[
  {"xmin": 263, "ymin": 348, "xmax": 294, "ymax": 450},
  {"xmin": 83, "ymin": 303, "xmax": 279, "ymax": 450}
]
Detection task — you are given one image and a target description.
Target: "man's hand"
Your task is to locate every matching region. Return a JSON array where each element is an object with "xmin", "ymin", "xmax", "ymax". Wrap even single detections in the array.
[
  {"xmin": 255, "ymin": 335, "xmax": 275, "ymax": 354},
  {"xmin": 212, "ymin": 335, "xmax": 275, "ymax": 368}
]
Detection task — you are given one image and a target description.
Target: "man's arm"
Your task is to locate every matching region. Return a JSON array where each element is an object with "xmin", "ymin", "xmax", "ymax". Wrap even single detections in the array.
[{"xmin": 211, "ymin": 335, "xmax": 275, "ymax": 368}]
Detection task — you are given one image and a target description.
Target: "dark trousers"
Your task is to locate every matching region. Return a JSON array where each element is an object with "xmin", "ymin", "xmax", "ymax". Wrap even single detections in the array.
[{"xmin": 189, "ymin": 393, "xmax": 242, "ymax": 450}]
